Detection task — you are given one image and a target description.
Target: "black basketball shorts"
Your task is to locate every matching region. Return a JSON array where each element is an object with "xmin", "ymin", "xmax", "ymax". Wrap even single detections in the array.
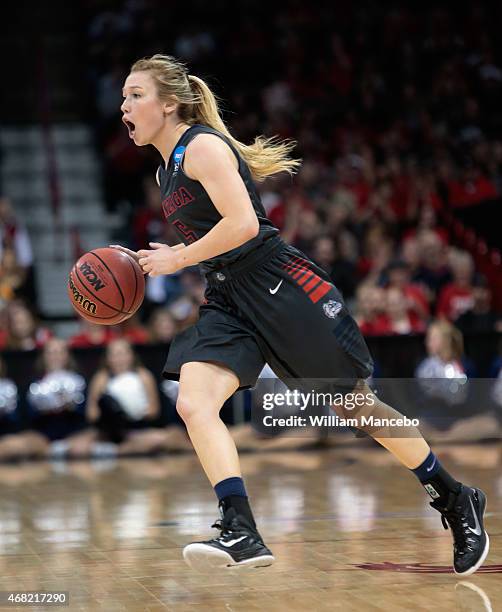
[{"xmin": 163, "ymin": 236, "xmax": 374, "ymax": 391}]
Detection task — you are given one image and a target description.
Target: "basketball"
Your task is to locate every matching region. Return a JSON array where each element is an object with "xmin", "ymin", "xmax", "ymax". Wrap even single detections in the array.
[{"xmin": 67, "ymin": 248, "xmax": 145, "ymax": 325}]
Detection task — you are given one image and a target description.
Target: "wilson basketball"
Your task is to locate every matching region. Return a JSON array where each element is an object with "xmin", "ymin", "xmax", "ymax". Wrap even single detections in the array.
[{"xmin": 67, "ymin": 248, "xmax": 145, "ymax": 325}]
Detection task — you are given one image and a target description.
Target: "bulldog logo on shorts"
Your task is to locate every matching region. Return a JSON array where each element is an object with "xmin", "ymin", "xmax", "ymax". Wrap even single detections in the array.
[{"xmin": 323, "ymin": 299, "xmax": 342, "ymax": 319}]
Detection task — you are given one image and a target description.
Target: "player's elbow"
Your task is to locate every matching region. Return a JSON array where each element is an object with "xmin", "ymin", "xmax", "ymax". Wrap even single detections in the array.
[{"xmin": 240, "ymin": 217, "xmax": 260, "ymax": 241}]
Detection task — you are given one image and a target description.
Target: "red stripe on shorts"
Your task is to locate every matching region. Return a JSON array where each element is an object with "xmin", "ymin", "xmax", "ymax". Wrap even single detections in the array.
[{"xmin": 308, "ymin": 281, "xmax": 331, "ymax": 303}]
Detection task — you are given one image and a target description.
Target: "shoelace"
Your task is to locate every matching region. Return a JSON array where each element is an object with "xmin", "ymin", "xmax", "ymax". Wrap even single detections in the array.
[
  {"xmin": 440, "ymin": 510, "xmax": 476, "ymax": 555},
  {"xmin": 211, "ymin": 518, "xmax": 238, "ymax": 539}
]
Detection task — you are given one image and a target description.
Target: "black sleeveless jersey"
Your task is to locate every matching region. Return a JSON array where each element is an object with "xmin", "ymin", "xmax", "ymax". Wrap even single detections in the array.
[{"xmin": 157, "ymin": 124, "xmax": 279, "ymax": 273}]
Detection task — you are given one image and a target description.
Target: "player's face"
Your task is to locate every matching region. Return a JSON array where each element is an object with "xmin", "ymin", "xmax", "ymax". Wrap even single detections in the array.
[{"xmin": 121, "ymin": 71, "xmax": 166, "ymax": 146}]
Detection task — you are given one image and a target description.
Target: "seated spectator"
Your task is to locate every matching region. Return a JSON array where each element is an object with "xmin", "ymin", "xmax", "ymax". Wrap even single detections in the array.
[
  {"xmin": 0, "ymin": 247, "xmax": 26, "ymax": 305},
  {"xmin": 114, "ymin": 314, "xmax": 149, "ymax": 345},
  {"xmin": 85, "ymin": 339, "xmax": 167, "ymax": 456},
  {"xmin": 414, "ymin": 230, "xmax": 452, "ymax": 296},
  {"xmin": 0, "ymin": 196, "xmax": 34, "ymax": 304},
  {"xmin": 0, "ymin": 356, "xmax": 19, "ymax": 444},
  {"xmin": 291, "ymin": 208, "xmax": 322, "ymax": 256},
  {"xmin": 358, "ymin": 223, "xmax": 394, "ymax": 282},
  {"xmin": 166, "ymin": 269, "xmax": 206, "ymax": 331},
  {"xmin": 312, "ymin": 235, "xmax": 358, "ymax": 300},
  {"xmin": 400, "ymin": 236, "xmax": 422, "ymax": 281},
  {"xmin": 0, "ymin": 339, "xmax": 88, "ymax": 460},
  {"xmin": 145, "ymin": 272, "xmax": 184, "ymax": 309},
  {"xmin": 132, "ymin": 176, "xmax": 165, "ymax": 250},
  {"xmin": 383, "ymin": 260, "xmax": 430, "ymax": 320},
  {"xmin": 147, "ymin": 308, "xmax": 177, "ymax": 344},
  {"xmin": 402, "ymin": 205, "xmax": 449, "ymax": 246},
  {"xmin": 69, "ymin": 320, "xmax": 117, "ymax": 348},
  {"xmin": 0, "ymin": 196, "xmax": 33, "ymax": 269},
  {"xmin": 447, "ymin": 163, "xmax": 497, "ymax": 208},
  {"xmin": 385, "ymin": 287, "xmax": 426, "ymax": 335},
  {"xmin": 456, "ymin": 277, "xmax": 502, "ymax": 334},
  {"xmin": 355, "ymin": 284, "xmax": 391, "ymax": 336},
  {"xmin": 4, "ymin": 301, "xmax": 52, "ymax": 351},
  {"xmin": 436, "ymin": 250, "xmax": 475, "ymax": 322},
  {"xmin": 416, "ymin": 320, "xmax": 475, "ymax": 381}
]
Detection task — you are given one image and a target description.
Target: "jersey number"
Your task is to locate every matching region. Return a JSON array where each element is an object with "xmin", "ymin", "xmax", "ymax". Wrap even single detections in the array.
[{"xmin": 172, "ymin": 220, "xmax": 197, "ymax": 244}]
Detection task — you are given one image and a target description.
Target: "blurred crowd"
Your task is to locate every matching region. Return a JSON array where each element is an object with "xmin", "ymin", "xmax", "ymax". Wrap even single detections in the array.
[{"xmin": 81, "ymin": 2, "xmax": 502, "ymax": 336}]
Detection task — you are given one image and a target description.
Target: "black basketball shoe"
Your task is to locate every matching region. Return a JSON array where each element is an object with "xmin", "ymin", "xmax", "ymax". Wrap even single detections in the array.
[
  {"xmin": 183, "ymin": 506, "xmax": 275, "ymax": 571},
  {"xmin": 431, "ymin": 485, "xmax": 489, "ymax": 576}
]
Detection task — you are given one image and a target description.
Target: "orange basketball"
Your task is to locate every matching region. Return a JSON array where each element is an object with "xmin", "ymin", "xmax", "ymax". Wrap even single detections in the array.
[{"xmin": 67, "ymin": 248, "xmax": 145, "ymax": 325}]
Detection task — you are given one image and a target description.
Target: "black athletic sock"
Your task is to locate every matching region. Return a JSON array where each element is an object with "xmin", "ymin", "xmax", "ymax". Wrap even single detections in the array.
[{"xmin": 411, "ymin": 451, "xmax": 462, "ymax": 506}]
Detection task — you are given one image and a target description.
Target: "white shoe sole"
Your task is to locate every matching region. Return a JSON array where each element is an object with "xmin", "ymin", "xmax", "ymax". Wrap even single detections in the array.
[
  {"xmin": 183, "ymin": 543, "xmax": 275, "ymax": 571},
  {"xmin": 454, "ymin": 531, "xmax": 490, "ymax": 576}
]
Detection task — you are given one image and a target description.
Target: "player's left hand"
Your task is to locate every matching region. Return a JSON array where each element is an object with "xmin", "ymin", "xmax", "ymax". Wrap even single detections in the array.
[{"xmin": 138, "ymin": 242, "xmax": 181, "ymax": 276}]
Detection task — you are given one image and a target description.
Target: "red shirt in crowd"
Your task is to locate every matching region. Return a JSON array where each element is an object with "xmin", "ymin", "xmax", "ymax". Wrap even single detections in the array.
[
  {"xmin": 448, "ymin": 177, "xmax": 497, "ymax": 208},
  {"xmin": 436, "ymin": 284, "xmax": 474, "ymax": 321},
  {"xmin": 69, "ymin": 327, "xmax": 117, "ymax": 348}
]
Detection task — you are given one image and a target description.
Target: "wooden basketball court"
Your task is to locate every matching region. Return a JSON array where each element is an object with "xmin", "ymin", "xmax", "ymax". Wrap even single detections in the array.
[{"xmin": 0, "ymin": 445, "xmax": 500, "ymax": 611}]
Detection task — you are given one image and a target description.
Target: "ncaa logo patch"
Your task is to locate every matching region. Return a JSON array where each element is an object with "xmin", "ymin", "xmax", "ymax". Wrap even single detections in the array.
[
  {"xmin": 323, "ymin": 299, "xmax": 342, "ymax": 319},
  {"xmin": 173, "ymin": 145, "xmax": 186, "ymax": 172}
]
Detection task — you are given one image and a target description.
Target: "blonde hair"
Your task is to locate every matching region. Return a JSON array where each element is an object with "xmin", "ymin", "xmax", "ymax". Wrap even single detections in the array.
[
  {"xmin": 429, "ymin": 320, "xmax": 464, "ymax": 362},
  {"xmin": 130, "ymin": 54, "xmax": 301, "ymax": 181}
]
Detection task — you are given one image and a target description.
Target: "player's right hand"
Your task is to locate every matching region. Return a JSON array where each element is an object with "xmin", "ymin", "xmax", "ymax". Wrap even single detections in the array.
[{"xmin": 109, "ymin": 244, "xmax": 141, "ymax": 265}]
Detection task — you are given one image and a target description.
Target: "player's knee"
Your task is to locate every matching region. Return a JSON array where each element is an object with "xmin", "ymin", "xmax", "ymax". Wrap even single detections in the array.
[{"xmin": 176, "ymin": 394, "xmax": 203, "ymax": 424}]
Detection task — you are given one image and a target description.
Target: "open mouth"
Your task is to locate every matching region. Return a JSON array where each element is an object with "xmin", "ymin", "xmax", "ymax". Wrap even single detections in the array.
[{"xmin": 122, "ymin": 117, "xmax": 136, "ymax": 138}]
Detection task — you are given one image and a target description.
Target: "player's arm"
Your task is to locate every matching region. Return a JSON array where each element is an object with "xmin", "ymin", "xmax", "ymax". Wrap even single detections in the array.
[
  {"xmin": 86, "ymin": 370, "xmax": 108, "ymax": 423},
  {"xmin": 138, "ymin": 367, "xmax": 161, "ymax": 419},
  {"xmin": 137, "ymin": 135, "xmax": 259, "ymax": 275},
  {"xmin": 175, "ymin": 135, "xmax": 259, "ymax": 268}
]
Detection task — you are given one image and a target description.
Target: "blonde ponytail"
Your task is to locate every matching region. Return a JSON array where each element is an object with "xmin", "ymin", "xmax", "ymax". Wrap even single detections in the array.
[{"xmin": 130, "ymin": 54, "xmax": 301, "ymax": 181}]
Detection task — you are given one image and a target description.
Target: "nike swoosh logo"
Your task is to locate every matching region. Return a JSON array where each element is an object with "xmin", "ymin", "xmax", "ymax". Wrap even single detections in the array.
[
  {"xmin": 468, "ymin": 497, "xmax": 482, "ymax": 536},
  {"xmin": 426, "ymin": 458, "xmax": 437, "ymax": 472},
  {"xmin": 269, "ymin": 280, "xmax": 283, "ymax": 295},
  {"xmin": 220, "ymin": 536, "xmax": 247, "ymax": 548}
]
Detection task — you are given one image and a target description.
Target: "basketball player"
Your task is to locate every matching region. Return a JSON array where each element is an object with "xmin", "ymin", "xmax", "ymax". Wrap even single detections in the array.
[{"xmin": 114, "ymin": 54, "xmax": 489, "ymax": 575}]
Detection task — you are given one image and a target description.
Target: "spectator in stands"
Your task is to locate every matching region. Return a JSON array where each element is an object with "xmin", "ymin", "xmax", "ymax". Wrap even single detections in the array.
[
  {"xmin": 69, "ymin": 320, "xmax": 117, "ymax": 348},
  {"xmin": 0, "ymin": 247, "xmax": 26, "ymax": 306},
  {"xmin": 312, "ymin": 235, "xmax": 358, "ymax": 301},
  {"xmin": 414, "ymin": 230, "xmax": 452, "ymax": 296},
  {"xmin": 85, "ymin": 339, "xmax": 168, "ymax": 456},
  {"xmin": 114, "ymin": 314, "xmax": 149, "ymax": 345},
  {"xmin": 415, "ymin": 320, "xmax": 498, "ymax": 441},
  {"xmin": 383, "ymin": 260, "xmax": 430, "ymax": 320},
  {"xmin": 416, "ymin": 320, "xmax": 475, "ymax": 380},
  {"xmin": 147, "ymin": 308, "xmax": 177, "ymax": 344},
  {"xmin": 0, "ymin": 303, "xmax": 7, "ymax": 350},
  {"xmin": 385, "ymin": 287, "xmax": 426, "ymax": 335},
  {"xmin": 436, "ymin": 250, "xmax": 475, "ymax": 322},
  {"xmin": 4, "ymin": 301, "xmax": 52, "ymax": 351},
  {"xmin": 0, "ymin": 196, "xmax": 34, "ymax": 303},
  {"xmin": 456, "ymin": 276, "xmax": 502, "ymax": 334},
  {"xmin": 447, "ymin": 162, "xmax": 498, "ymax": 208},
  {"xmin": 132, "ymin": 175, "xmax": 165, "ymax": 250},
  {"xmin": 0, "ymin": 356, "xmax": 19, "ymax": 454},
  {"xmin": 0, "ymin": 338, "xmax": 88, "ymax": 460},
  {"xmin": 355, "ymin": 284, "xmax": 391, "ymax": 336},
  {"xmin": 166, "ymin": 269, "xmax": 206, "ymax": 331},
  {"xmin": 0, "ymin": 196, "xmax": 33, "ymax": 270}
]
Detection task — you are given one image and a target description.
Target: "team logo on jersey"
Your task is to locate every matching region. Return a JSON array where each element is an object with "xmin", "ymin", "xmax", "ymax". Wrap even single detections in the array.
[
  {"xmin": 173, "ymin": 145, "xmax": 186, "ymax": 173},
  {"xmin": 323, "ymin": 299, "xmax": 342, "ymax": 319}
]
